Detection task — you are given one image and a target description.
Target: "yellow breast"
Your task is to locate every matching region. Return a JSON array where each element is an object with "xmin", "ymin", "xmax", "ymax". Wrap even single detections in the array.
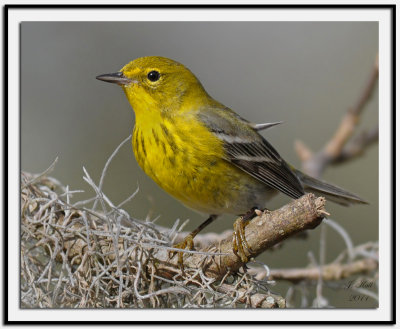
[{"xmin": 132, "ymin": 113, "xmax": 264, "ymax": 215}]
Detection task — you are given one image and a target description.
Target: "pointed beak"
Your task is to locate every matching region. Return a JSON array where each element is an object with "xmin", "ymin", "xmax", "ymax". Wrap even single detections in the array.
[{"xmin": 96, "ymin": 72, "xmax": 134, "ymax": 85}]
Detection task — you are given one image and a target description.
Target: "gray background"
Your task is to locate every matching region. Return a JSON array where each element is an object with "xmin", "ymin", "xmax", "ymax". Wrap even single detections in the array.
[{"xmin": 21, "ymin": 21, "xmax": 378, "ymax": 307}]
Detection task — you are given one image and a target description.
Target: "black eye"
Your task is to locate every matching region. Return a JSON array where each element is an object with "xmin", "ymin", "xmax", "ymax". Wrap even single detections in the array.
[{"xmin": 147, "ymin": 70, "xmax": 160, "ymax": 82}]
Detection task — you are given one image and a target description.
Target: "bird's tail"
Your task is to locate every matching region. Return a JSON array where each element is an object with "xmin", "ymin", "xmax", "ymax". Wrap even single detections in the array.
[{"xmin": 294, "ymin": 169, "xmax": 368, "ymax": 206}]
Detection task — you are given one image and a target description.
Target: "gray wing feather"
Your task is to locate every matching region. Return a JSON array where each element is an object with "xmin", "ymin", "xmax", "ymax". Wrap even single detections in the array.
[
  {"xmin": 227, "ymin": 139, "xmax": 304, "ymax": 199},
  {"xmin": 250, "ymin": 121, "xmax": 283, "ymax": 131},
  {"xmin": 197, "ymin": 106, "xmax": 304, "ymax": 199}
]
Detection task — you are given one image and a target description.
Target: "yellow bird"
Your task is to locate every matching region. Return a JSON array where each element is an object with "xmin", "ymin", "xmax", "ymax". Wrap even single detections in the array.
[{"xmin": 97, "ymin": 56, "xmax": 366, "ymax": 263}]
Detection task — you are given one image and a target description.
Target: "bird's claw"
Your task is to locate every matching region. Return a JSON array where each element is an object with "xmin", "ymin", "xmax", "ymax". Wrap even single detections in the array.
[
  {"xmin": 169, "ymin": 234, "xmax": 195, "ymax": 270},
  {"xmin": 232, "ymin": 207, "xmax": 260, "ymax": 263}
]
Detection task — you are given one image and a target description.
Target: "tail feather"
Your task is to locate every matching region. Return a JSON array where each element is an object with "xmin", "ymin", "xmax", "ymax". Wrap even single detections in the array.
[{"xmin": 294, "ymin": 169, "xmax": 368, "ymax": 206}]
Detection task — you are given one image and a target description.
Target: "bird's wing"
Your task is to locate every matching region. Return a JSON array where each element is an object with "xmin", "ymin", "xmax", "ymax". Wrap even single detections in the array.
[{"xmin": 197, "ymin": 106, "xmax": 304, "ymax": 199}]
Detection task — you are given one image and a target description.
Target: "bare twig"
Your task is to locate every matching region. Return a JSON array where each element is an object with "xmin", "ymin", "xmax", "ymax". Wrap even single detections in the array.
[
  {"xmin": 92, "ymin": 134, "xmax": 132, "ymax": 211},
  {"xmin": 295, "ymin": 54, "xmax": 378, "ymax": 177},
  {"xmin": 250, "ymin": 257, "xmax": 377, "ymax": 282},
  {"xmin": 21, "ymin": 157, "xmax": 58, "ymax": 189},
  {"xmin": 333, "ymin": 124, "xmax": 379, "ymax": 164}
]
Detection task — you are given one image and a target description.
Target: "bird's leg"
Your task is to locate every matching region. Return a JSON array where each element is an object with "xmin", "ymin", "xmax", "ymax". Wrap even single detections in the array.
[
  {"xmin": 232, "ymin": 207, "xmax": 259, "ymax": 263},
  {"xmin": 171, "ymin": 214, "xmax": 218, "ymax": 268}
]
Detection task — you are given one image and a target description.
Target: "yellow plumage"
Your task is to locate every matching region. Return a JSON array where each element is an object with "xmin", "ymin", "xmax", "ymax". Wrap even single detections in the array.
[{"xmin": 130, "ymin": 93, "xmax": 273, "ymax": 215}]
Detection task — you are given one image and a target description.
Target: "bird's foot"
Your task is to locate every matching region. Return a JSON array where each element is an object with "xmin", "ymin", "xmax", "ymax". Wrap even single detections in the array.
[
  {"xmin": 169, "ymin": 234, "xmax": 195, "ymax": 270},
  {"xmin": 232, "ymin": 207, "xmax": 259, "ymax": 263}
]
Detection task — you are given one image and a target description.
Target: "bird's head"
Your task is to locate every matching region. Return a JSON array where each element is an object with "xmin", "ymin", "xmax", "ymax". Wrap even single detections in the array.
[{"xmin": 96, "ymin": 56, "xmax": 209, "ymax": 117}]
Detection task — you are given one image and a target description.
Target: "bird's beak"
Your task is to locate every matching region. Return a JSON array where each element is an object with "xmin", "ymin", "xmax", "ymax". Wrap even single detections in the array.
[{"xmin": 96, "ymin": 72, "xmax": 135, "ymax": 85}]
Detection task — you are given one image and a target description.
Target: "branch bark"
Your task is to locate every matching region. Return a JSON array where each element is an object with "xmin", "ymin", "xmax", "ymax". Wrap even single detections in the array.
[{"xmin": 153, "ymin": 194, "xmax": 327, "ymax": 280}]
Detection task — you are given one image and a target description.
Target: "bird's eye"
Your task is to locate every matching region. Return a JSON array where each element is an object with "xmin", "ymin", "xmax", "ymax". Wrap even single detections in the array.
[{"xmin": 147, "ymin": 70, "xmax": 160, "ymax": 82}]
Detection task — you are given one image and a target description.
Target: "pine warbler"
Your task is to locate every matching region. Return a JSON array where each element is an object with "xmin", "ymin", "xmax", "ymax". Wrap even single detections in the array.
[{"xmin": 97, "ymin": 56, "xmax": 367, "ymax": 263}]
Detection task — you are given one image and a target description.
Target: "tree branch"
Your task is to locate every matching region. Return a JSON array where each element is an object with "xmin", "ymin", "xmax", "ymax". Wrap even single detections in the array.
[
  {"xmin": 333, "ymin": 124, "xmax": 379, "ymax": 164},
  {"xmin": 153, "ymin": 194, "xmax": 327, "ymax": 281},
  {"xmin": 249, "ymin": 257, "xmax": 378, "ymax": 283},
  {"xmin": 295, "ymin": 54, "xmax": 378, "ymax": 177}
]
